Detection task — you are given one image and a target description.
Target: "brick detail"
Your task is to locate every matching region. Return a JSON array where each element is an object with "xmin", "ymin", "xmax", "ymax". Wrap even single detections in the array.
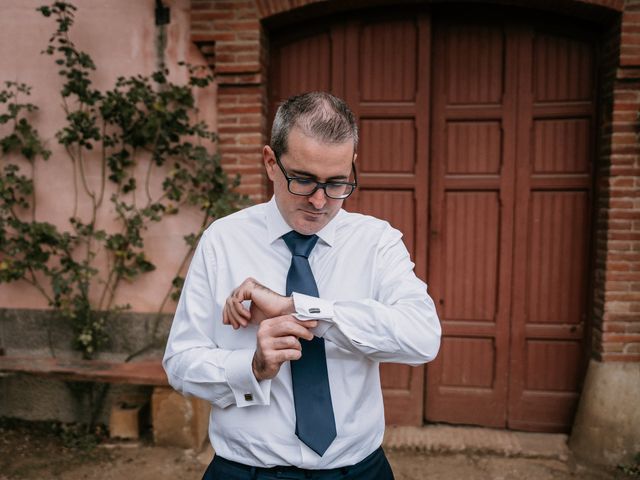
[
  {"xmin": 191, "ymin": 0, "xmax": 268, "ymax": 201},
  {"xmin": 621, "ymin": 7, "xmax": 640, "ymax": 67},
  {"xmin": 252, "ymin": 0, "xmax": 625, "ymax": 19},
  {"xmin": 591, "ymin": 6, "xmax": 640, "ymax": 363}
]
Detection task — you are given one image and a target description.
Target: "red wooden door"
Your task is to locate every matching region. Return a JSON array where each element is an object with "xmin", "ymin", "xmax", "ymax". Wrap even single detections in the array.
[
  {"xmin": 507, "ymin": 25, "xmax": 596, "ymax": 432},
  {"xmin": 270, "ymin": 12, "xmax": 431, "ymax": 425},
  {"xmin": 426, "ymin": 18, "xmax": 516, "ymax": 427},
  {"xmin": 426, "ymin": 14, "xmax": 595, "ymax": 431},
  {"xmin": 268, "ymin": 7, "xmax": 596, "ymax": 432}
]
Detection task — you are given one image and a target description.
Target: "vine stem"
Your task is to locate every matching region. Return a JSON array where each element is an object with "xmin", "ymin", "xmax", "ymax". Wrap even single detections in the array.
[
  {"xmin": 64, "ymin": 143, "xmax": 79, "ymax": 220},
  {"xmin": 125, "ymin": 214, "xmax": 210, "ymax": 363},
  {"xmin": 25, "ymin": 268, "xmax": 53, "ymax": 305},
  {"xmin": 144, "ymin": 153, "xmax": 154, "ymax": 206},
  {"xmin": 124, "ymin": 239, "xmax": 197, "ymax": 362},
  {"xmin": 98, "ymin": 268, "xmax": 119, "ymax": 313},
  {"xmin": 76, "ymin": 143, "xmax": 98, "ymax": 223},
  {"xmin": 102, "ymin": 194, "xmax": 134, "ymax": 312},
  {"xmin": 97, "ymin": 121, "xmax": 106, "ymax": 208},
  {"xmin": 97, "ymin": 259, "xmax": 116, "ymax": 312},
  {"xmin": 10, "ymin": 87, "xmax": 39, "ymax": 223},
  {"xmin": 30, "ymin": 157, "xmax": 36, "ymax": 222},
  {"xmin": 104, "ymin": 272, "xmax": 122, "ymax": 313},
  {"xmin": 144, "ymin": 130, "xmax": 162, "ymax": 207}
]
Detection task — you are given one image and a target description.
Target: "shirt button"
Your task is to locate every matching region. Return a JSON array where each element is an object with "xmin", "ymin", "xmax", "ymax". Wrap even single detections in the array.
[{"xmin": 244, "ymin": 393, "xmax": 253, "ymax": 401}]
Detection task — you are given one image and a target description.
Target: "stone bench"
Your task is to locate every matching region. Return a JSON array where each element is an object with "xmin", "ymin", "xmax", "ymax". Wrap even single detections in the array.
[
  {"xmin": 0, "ymin": 355, "xmax": 168, "ymax": 385},
  {"xmin": 0, "ymin": 355, "xmax": 209, "ymax": 449}
]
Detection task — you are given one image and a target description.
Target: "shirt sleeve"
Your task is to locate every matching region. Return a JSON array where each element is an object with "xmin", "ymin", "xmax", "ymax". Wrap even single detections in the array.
[
  {"xmin": 293, "ymin": 225, "xmax": 441, "ymax": 365},
  {"xmin": 162, "ymin": 230, "xmax": 271, "ymax": 408}
]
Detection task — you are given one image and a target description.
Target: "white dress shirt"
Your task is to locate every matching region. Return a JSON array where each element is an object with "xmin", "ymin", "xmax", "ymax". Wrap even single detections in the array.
[{"xmin": 163, "ymin": 197, "xmax": 441, "ymax": 469}]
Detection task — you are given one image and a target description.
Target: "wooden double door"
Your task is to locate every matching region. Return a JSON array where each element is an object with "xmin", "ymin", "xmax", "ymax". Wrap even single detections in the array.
[{"xmin": 269, "ymin": 7, "xmax": 596, "ymax": 432}]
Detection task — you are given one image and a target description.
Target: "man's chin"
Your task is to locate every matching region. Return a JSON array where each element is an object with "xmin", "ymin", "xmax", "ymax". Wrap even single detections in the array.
[{"xmin": 293, "ymin": 215, "xmax": 327, "ymax": 235}]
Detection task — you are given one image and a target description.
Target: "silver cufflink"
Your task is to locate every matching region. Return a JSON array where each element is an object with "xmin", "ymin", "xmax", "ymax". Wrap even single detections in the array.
[{"xmin": 309, "ymin": 308, "xmax": 321, "ymax": 314}]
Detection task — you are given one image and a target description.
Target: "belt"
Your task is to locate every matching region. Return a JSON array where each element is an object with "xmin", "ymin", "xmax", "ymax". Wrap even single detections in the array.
[{"xmin": 213, "ymin": 446, "xmax": 385, "ymax": 479}]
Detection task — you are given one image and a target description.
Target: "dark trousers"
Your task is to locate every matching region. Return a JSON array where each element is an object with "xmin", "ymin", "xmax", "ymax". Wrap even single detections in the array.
[{"xmin": 202, "ymin": 446, "xmax": 394, "ymax": 480}]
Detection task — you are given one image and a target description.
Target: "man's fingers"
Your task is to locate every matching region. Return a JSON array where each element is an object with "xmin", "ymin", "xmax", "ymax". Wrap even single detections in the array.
[
  {"xmin": 224, "ymin": 297, "xmax": 245, "ymax": 329},
  {"xmin": 232, "ymin": 278, "xmax": 257, "ymax": 302},
  {"xmin": 271, "ymin": 335, "xmax": 302, "ymax": 351},
  {"xmin": 272, "ymin": 349, "xmax": 302, "ymax": 363},
  {"xmin": 223, "ymin": 301, "xmax": 237, "ymax": 328},
  {"xmin": 263, "ymin": 317, "xmax": 317, "ymax": 341},
  {"xmin": 224, "ymin": 298, "xmax": 237, "ymax": 329},
  {"xmin": 228, "ymin": 301, "xmax": 248, "ymax": 328},
  {"xmin": 253, "ymin": 316, "xmax": 317, "ymax": 379},
  {"xmin": 232, "ymin": 285, "xmax": 249, "ymax": 301},
  {"xmin": 231, "ymin": 298, "xmax": 251, "ymax": 320}
]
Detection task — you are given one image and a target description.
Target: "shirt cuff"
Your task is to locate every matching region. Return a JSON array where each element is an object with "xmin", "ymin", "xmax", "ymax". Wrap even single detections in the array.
[
  {"xmin": 292, "ymin": 292, "xmax": 334, "ymax": 337},
  {"xmin": 224, "ymin": 349, "xmax": 271, "ymax": 407}
]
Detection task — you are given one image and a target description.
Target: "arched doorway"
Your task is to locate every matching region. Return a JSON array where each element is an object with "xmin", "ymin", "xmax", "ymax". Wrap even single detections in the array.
[{"xmin": 268, "ymin": 4, "xmax": 599, "ymax": 431}]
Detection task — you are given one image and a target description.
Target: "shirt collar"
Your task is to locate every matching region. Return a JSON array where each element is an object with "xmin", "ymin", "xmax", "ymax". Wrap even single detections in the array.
[{"xmin": 265, "ymin": 196, "xmax": 340, "ymax": 247}]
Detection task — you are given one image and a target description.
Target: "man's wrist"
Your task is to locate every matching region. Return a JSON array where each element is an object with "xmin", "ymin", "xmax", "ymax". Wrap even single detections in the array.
[
  {"xmin": 281, "ymin": 296, "xmax": 295, "ymax": 316},
  {"xmin": 252, "ymin": 353, "xmax": 264, "ymax": 381}
]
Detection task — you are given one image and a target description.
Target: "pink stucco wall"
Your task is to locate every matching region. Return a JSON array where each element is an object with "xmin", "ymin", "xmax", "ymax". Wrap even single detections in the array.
[{"xmin": 0, "ymin": 0, "xmax": 216, "ymax": 312}]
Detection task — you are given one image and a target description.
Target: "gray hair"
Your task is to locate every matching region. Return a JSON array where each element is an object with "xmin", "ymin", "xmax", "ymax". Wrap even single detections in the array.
[{"xmin": 270, "ymin": 92, "xmax": 358, "ymax": 158}]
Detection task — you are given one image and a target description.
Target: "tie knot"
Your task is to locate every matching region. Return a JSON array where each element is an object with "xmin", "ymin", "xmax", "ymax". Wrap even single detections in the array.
[{"xmin": 282, "ymin": 231, "xmax": 319, "ymax": 258}]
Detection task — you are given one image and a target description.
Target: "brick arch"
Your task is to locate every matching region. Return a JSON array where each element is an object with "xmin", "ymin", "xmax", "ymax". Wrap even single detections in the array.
[{"xmin": 254, "ymin": 0, "xmax": 623, "ymax": 21}]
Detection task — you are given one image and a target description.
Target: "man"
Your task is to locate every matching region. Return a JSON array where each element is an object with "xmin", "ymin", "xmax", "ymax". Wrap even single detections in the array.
[{"xmin": 163, "ymin": 92, "xmax": 441, "ymax": 479}]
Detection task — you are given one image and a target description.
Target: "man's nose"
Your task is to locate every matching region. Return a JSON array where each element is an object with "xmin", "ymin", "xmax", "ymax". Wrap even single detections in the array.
[{"xmin": 308, "ymin": 188, "xmax": 327, "ymax": 210}]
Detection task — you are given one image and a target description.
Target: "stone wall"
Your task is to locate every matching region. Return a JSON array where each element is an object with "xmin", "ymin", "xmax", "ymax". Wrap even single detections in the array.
[{"xmin": 0, "ymin": 308, "xmax": 171, "ymax": 425}]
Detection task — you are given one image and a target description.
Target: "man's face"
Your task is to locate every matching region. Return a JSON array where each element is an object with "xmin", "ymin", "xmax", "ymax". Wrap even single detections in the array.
[{"xmin": 264, "ymin": 127, "xmax": 356, "ymax": 235}]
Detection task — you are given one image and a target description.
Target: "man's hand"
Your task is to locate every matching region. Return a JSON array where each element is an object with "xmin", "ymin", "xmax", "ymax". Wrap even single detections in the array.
[
  {"xmin": 252, "ymin": 315, "xmax": 317, "ymax": 381},
  {"xmin": 223, "ymin": 277, "xmax": 295, "ymax": 329}
]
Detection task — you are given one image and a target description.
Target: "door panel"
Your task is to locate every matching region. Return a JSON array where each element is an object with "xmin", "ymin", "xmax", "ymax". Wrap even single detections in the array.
[
  {"xmin": 359, "ymin": 19, "xmax": 418, "ymax": 102},
  {"xmin": 443, "ymin": 192, "xmax": 500, "ymax": 322},
  {"xmin": 444, "ymin": 24, "xmax": 504, "ymax": 104},
  {"xmin": 526, "ymin": 192, "xmax": 590, "ymax": 326},
  {"xmin": 532, "ymin": 34, "xmax": 594, "ymax": 102},
  {"xmin": 359, "ymin": 119, "xmax": 416, "ymax": 173},
  {"xmin": 270, "ymin": 13, "xmax": 431, "ymax": 425},
  {"xmin": 269, "ymin": 25, "xmax": 344, "ymax": 122},
  {"xmin": 276, "ymin": 33, "xmax": 332, "ymax": 95},
  {"xmin": 446, "ymin": 122, "xmax": 502, "ymax": 174},
  {"xmin": 508, "ymin": 26, "xmax": 595, "ymax": 431},
  {"xmin": 426, "ymin": 19, "xmax": 514, "ymax": 428}
]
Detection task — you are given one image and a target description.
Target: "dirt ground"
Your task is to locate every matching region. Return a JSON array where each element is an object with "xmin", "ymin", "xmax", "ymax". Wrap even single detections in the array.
[{"xmin": 0, "ymin": 420, "xmax": 632, "ymax": 480}]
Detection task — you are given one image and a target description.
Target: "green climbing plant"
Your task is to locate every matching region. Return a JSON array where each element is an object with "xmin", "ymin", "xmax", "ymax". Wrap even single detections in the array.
[{"xmin": 0, "ymin": 1, "xmax": 246, "ymax": 359}]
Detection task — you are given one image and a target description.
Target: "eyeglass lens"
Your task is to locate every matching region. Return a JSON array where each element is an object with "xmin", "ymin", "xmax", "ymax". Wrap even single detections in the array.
[{"xmin": 289, "ymin": 179, "xmax": 353, "ymax": 198}]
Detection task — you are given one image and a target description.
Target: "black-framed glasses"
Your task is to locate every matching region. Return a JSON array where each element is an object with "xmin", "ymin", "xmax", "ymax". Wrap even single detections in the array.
[{"xmin": 274, "ymin": 153, "xmax": 358, "ymax": 199}]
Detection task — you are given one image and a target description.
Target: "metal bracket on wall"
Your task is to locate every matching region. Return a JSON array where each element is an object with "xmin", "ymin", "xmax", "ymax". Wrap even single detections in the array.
[{"xmin": 155, "ymin": 0, "xmax": 170, "ymax": 26}]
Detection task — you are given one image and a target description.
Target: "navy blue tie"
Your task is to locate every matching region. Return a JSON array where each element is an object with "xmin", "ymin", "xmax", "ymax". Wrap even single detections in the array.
[{"xmin": 282, "ymin": 230, "xmax": 337, "ymax": 456}]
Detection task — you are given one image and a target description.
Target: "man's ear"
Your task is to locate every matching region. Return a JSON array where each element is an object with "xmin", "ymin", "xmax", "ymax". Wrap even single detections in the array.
[{"xmin": 263, "ymin": 145, "xmax": 277, "ymax": 181}]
